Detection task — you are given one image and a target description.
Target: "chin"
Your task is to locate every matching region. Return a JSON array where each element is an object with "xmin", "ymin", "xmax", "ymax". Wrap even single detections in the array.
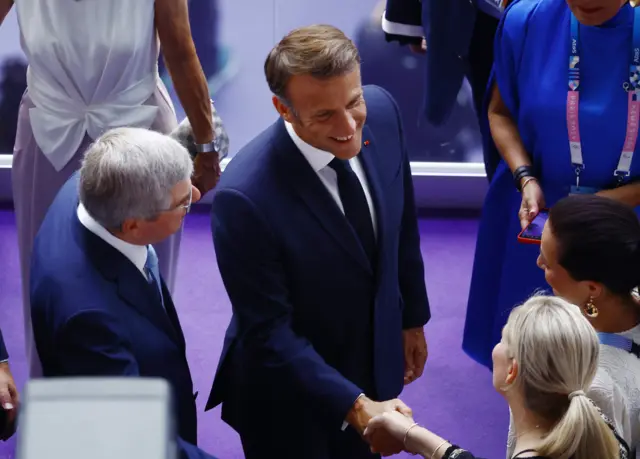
[
  {"xmin": 572, "ymin": 8, "xmax": 618, "ymax": 26},
  {"xmin": 331, "ymin": 135, "xmax": 363, "ymax": 160}
]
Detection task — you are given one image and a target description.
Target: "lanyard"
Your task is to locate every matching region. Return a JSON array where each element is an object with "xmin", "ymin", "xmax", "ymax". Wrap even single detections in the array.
[
  {"xmin": 567, "ymin": 7, "xmax": 640, "ymax": 188},
  {"xmin": 598, "ymin": 332, "xmax": 640, "ymax": 358}
]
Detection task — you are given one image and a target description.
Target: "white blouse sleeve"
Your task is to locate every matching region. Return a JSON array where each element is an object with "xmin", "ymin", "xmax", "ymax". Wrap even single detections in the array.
[{"xmin": 588, "ymin": 369, "xmax": 632, "ymax": 448}]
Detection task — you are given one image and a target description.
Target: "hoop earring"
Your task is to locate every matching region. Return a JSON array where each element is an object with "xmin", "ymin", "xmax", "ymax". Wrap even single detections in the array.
[{"xmin": 584, "ymin": 296, "xmax": 599, "ymax": 318}]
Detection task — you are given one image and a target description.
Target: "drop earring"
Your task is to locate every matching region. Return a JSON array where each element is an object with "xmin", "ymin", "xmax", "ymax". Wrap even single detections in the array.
[{"xmin": 584, "ymin": 296, "xmax": 599, "ymax": 318}]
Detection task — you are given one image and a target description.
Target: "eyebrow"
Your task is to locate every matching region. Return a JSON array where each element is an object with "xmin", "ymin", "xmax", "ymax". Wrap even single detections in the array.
[{"xmin": 314, "ymin": 93, "xmax": 364, "ymax": 117}]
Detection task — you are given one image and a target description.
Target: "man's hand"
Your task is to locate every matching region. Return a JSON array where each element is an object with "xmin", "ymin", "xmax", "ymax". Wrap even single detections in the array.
[
  {"xmin": 192, "ymin": 152, "xmax": 221, "ymax": 196},
  {"xmin": 409, "ymin": 38, "xmax": 427, "ymax": 54},
  {"xmin": 403, "ymin": 327, "xmax": 427, "ymax": 385},
  {"xmin": 0, "ymin": 362, "xmax": 18, "ymax": 441},
  {"xmin": 346, "ymin": 396, "xmax": 412, "ymax": 455}
]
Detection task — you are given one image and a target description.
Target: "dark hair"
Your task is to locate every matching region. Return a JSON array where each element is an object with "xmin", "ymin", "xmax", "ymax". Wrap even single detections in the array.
[
  {"xmin": 264, "ymin": 24, "xmax": 361, "ymax": 102},
  {"xmin": 549, "ymin": 194, "xmax": 640, "ymax": 297}
]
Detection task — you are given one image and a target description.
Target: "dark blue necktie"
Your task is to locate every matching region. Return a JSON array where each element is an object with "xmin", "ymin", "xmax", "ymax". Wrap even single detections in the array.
[{"xmin": 328, "ymin": 158, "xmax": 376, "ymax": 266}]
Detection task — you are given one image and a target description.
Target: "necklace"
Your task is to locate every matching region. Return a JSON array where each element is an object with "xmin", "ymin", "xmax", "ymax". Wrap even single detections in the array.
[{"xmin": 515, "ymin": 425, "xmax": 541, "ymax": 439}]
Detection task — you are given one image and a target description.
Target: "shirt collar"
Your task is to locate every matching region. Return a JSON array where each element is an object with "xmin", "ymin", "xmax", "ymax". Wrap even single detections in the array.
[
  {"xmin": 285, "ymin": 121, "xmax": 335, "ymax": 172},
  {"xmin": 77, "ymin": 202, "xmax": 148, "ymax": 274}
]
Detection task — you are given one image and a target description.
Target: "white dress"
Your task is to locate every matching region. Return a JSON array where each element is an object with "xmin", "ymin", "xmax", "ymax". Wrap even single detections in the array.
[
  {"xmin": 507, "ymin": 325, "xmax": 640, "ymax": 458},
  {"xmin": 15, "ymin": 0, "xmax": 161, "ymax": 171}
]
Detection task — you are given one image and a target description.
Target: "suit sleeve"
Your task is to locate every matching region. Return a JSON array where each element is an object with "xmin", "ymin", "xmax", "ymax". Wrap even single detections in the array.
[
  {"xmin": 211, "ymin": 189, "xmax": 363, "ymax": 429},
  {"xmin": 57, "ymin": 310, "xmax": 216, "ymax": 459},
  {"xmin": 380, "ymin": 87, "xmax": 431, "ymax": 329},
  {"xmin": 382, "ymin": 0, "xmax": 424, "ymax": 45},
  {"xmin": 0, "ymin": 327, "xmax": 8, "ymax": 362}
]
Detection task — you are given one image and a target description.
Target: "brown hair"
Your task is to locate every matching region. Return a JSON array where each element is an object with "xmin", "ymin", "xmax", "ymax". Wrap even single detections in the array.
[{"xmin": 264, "ymin": 24, "xmax": 361, "ymax": 102}]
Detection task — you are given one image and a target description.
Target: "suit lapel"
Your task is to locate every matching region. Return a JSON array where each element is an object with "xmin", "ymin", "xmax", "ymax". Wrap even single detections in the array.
[
  {"xmin": 273, "ymin": 121, "xmax": 372, "ymax": 274},
  {"xmin": 77, "ymin": 217, "xmax": 182, "ymax": 346},
  {"xmin": 358, "ymin": 125, "xmax": 387, "ymax": 281}
]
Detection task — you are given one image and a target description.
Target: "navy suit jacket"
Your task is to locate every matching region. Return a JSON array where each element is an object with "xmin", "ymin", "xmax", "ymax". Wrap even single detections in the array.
[
  {"xmin": 384, "ymin": 0, "xmax": 476, "ymax": 126},
  {"xmin": 30, "ymin": 174, "xmax": 214, "ymax": 459},
  {"xmin": 0, "ymin": 329, "xmax": 7, "ymax": 361},
  {"xmin": 207, "ymin": 86, "xmax": 430, "ymax": 437}
]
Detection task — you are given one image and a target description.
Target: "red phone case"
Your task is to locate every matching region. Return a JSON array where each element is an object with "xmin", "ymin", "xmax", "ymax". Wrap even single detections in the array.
[{"xmin": 517, "ymin": 209, "xmax": 549, "ymax": 245}]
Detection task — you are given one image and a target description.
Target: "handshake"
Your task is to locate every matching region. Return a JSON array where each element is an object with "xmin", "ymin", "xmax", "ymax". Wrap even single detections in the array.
[{"xmin": 347, "ymin": 395, "xmax": 417, "ymax": 456}]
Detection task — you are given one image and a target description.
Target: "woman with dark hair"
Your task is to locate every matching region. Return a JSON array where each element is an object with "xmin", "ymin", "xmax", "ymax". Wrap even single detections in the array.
[{"xmin": 527, "ymin": 193, "xmax": 640, "ymax": 455}]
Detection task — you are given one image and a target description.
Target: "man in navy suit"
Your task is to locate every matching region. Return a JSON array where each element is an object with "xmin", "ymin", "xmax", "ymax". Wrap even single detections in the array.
[
  {"xmin": 0, "ymin": 328, "xmax": 18, "ymax": 441},
  {"xmin": 206, "ymin": 25, "xmax": 431, "ymax": 459},
  {"xmin": 30, "ymin": 127, "xmax": 215, "ymax": 459},
  {"xmin": 382, "ymin": 0, "xmax": 501, "ymax": 179}
]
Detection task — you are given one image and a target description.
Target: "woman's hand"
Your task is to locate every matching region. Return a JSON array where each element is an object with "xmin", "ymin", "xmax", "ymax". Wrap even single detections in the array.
[
  {"xmin": 364, "ymin": 410, "xmax": 415, "ymax": 453},
  {"xmin": 519, "ymin": 179, "xmax": 545, "ymax": 229}
]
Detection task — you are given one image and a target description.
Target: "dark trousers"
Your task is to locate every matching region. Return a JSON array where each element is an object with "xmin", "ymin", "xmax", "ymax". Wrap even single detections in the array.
[{"xmin": 466, "ymin": 9, "xmax": 499, "ymax": 125}]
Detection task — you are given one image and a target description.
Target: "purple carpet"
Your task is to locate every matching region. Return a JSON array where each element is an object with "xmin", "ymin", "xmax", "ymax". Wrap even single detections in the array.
[{"xmin": 0, "ymin": 209, "xmax": 508, "ymax": 458}]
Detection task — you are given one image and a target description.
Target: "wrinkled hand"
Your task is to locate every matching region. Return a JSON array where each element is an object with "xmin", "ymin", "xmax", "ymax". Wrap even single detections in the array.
[
  {"xmin": 403, "ymin": 327, "xmax": 427, "ymax": 385},
  {"xmin": 347, "ymin": 396, "xmax": 412, "ymax": 455},
  {"xmin": 409, "ymin": 38, "xmax": 427, "ymax": 54},
  {"xmin": 192, "ymin": 152, "xmax": 221, "ymax": 196},
  {"xmin": 519, "ymin": 179, "xmax": 545, "ymax": 230},
  {"xmin": 364, "ymin": 411, "xmax": 417, "ymax": 456},
  {"xmin": 0, "ymin": 362, "xmax": 18, "ymax": 441}
]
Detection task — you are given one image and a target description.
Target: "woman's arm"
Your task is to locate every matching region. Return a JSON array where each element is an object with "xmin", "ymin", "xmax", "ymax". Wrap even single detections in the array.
[
  {"xmin": 154, "ymin": 0, "xmax": 213, "ymax": 145},
  {"xmin": 0, "ymin": 0, "xmax": 14, "ymax": 26},
  {"xmin": 404, "ymin": 425, "xmax": 451, "ymax": 458},
  {"xmin": 597, "ymin": 182, "xmax": 640, "ymax": 207},
  {"xmin": 487, "ymin": 83, "xmax": 531, "ymax": 177}
]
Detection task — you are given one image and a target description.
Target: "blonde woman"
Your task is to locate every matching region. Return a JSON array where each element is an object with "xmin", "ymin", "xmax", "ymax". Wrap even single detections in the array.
[{"xmin": 364, "ymin": 296, "xmax": 626, "ymax": 459}]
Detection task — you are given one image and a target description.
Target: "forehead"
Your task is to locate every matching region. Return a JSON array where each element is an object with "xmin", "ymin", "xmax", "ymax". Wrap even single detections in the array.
[
  {"xmin": 286, "ymin": 69, "xmax": 362, "ymax": 110},
  {"xmin": 170, "ymin": 179, "xmax": 191, "ymax": 200},
  {"xmin": 540, "ymin": 221, "xmax": 556, "ymax": 258}
]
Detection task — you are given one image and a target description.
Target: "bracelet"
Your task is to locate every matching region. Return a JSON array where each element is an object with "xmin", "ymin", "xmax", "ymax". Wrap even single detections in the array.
[
  {"xmin": 403, "ymin": 422, "xmax": 419, "ymax": 451},
  {"xmin": 520, "ymin": 176, "xmax": 537, "ymax": 192},
  {"xmin": 431, "ymin": 440, "xmax": 450, "ymax": 459},
  {"xmin": 512, "ymin": 165, "xmax": 535, "ymax": 191}
]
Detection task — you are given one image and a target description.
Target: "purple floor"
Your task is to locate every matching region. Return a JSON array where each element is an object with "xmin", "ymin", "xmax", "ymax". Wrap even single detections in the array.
[{"xmin": 0, "ymin": 209, "xmax": 508, "ymax": 458}]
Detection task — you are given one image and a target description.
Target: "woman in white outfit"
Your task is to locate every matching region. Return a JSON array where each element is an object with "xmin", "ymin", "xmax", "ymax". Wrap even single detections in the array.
[
  {"xmin": 503, "ymin": 194, "xmax": 640, "ymax": 457},
  {"xmin": 0, "ymin": 0, "xmax": 221, "ymax": 376}
]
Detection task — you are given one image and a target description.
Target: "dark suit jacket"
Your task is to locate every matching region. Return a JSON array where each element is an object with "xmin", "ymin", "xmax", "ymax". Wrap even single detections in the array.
[
  {"xmin": 384, "ymin": 0, "xmax": 476, "ymax": 126},
  {"xmin": 206, "ymin": 85, "xmax": 430, "ymax": 455},
  {"xmin": 30, "ymin": 173, "xmax": 214, "ymax": 459},
  {"xmin": 0, "ymin": 328, "xmax": 7, "ymax": 361}
]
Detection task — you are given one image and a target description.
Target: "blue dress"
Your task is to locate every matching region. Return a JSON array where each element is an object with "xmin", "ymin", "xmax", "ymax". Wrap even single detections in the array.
[{"xmin": 463, "ymin": 0, "xmax": 640, "ymax": 368}]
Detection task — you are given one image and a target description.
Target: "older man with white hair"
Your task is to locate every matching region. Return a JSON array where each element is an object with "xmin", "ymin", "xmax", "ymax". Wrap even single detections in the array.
[{"xmin": 29, "ymin": 127, "xmax": 216, "ymax": 459}]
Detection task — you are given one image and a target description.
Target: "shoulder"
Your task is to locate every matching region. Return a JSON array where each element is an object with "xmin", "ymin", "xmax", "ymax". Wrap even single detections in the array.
[
  {"xmin": 217, "ymin": 121, "xmax": 283, "ymax": 192},
  {"xmin": 363, "ymin": 85, "xmax": 399, "ymax": 116},
  {"xmin": 363, "ymin": 85, "xmax": 402, "ymax": 134},
  {"xmin": 499, "ymin": 0, "xmax": 562, "ymax": 40}
]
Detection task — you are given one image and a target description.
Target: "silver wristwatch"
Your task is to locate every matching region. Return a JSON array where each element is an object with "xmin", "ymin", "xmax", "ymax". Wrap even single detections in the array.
[{"xmin": 195, "ymin": 138, "xmax": 220, "ymax": 154}]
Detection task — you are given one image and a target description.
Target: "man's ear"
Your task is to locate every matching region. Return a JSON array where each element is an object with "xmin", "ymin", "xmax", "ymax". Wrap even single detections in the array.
[{"xmin": 272, "ymin": 96, "xmax": 294, "ymax": 123}]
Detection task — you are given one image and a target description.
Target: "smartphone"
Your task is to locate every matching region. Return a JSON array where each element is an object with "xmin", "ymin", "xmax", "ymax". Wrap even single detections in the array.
[{"xmin": 517, "ymin": 209, "xmax": 549, "ymax": 244}]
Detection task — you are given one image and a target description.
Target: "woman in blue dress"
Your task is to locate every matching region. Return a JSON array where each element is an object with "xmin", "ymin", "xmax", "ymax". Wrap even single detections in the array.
[{"xmin": 463, "ymin": 0, "xmax": 640, "ymax": 368}]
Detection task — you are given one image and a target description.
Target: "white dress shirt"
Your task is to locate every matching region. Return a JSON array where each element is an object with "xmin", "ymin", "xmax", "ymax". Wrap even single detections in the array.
[
  {"xmin": 77, "ymin": 203, "xmax": 148, "ymax": 279},
  {"xmin": 16, "ymin": 0, "xmax": 160, "ymax": 171},
  {"xmin": 285, "ymin": 122, "xmax": 378, "ymax": 238},
  {"xmin": 285, "ymin": 122, "xmax": 372, "ymax": 430}
]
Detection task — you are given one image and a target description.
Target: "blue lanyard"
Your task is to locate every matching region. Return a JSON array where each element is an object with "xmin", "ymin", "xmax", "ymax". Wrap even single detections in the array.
[
  {"xmin": 598, "ymin": 332, "xmax": 640, "ymax": 358},
  {"xmin": 568, "ymin": 7, "xmax": 640, "ymax": 186}
]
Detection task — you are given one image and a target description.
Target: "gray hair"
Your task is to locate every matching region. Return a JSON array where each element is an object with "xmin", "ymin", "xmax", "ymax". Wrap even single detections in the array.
[{"xmin": 79, "ymin": 127, "xmax": 193, "ymax": 229}]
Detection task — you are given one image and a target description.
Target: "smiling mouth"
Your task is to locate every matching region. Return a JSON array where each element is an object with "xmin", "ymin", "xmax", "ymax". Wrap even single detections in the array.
[{"xmin": 331, "ymin": 135, "xmax": 354, "ymax": 143}]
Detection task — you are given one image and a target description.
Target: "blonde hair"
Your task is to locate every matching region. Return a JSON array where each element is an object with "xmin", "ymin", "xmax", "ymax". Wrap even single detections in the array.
[{"xmin": 503, "ymin": 296, "xmax": 619, "ymax": 459}]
